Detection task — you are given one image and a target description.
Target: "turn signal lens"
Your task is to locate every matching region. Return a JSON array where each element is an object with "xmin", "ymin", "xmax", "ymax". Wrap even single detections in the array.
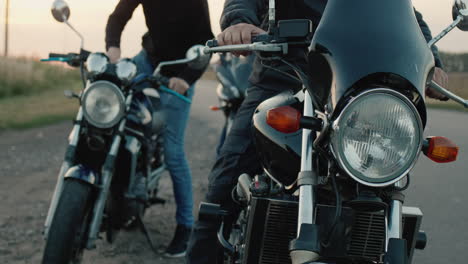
[
  {"xmin": 210, "ymin": 106, "xmax": 221, "ymax": 111},
  {"xmin": 266, "ymin": 106, "xmax": 301, "ymax": 133},
  {"xmin": 424, "ymin": 136, "xmax": 459, "ymax": 163}
]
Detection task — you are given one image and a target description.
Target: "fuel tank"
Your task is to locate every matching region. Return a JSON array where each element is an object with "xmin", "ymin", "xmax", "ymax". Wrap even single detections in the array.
[{"xmin": 253, "ymin": 90, "xmax": 303, "ymax": 187}]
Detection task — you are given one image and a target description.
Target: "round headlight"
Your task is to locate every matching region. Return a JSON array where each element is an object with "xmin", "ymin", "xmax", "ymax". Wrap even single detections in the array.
[
  {"xmin": 331, "ymin": 89, "xmax": 423, "ymax": 187},
  {"xmin": 116, "ymin": 58, "xmax": 137, "ymax": 82},
  {"xmin": 86, "ymin": 53, "xmax": 109, "ymax": 75},
  {"xmin": 82, "ymin": 81, "xmax": 125, "ymax": 128}
]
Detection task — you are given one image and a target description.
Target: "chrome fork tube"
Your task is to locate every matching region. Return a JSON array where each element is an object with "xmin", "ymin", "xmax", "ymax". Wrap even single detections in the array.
[
  {"xmin": 387, "ymin": 181, "xmax": 403, "ymax": 249},
  {"xmin": 43, "ymin": 108, "xmax": 83, "ymax": 239},
  {"xmin": 291, "ymin": 92, "xmax": 320, "ymax": 264},
  {"xmin": 297, "ymin": 92, "xmax": 315, "ymax": 233}
]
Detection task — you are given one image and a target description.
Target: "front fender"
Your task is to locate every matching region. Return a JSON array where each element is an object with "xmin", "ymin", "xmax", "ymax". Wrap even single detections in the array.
[{"xmin": 64, "ymin": 165, "xmax": 98, "ymax": 186}]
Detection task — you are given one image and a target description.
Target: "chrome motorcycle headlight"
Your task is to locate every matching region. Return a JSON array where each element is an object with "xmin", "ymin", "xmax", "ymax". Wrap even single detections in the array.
[
  {"xmin": 331, "ymin": 89, "xmax": 423, "ymax": 187},
  {"xmin": 82, "ymin": 81, "xmax": 125, "ymax": 128},
  {"xmin": 86, "ymin": 53, "xmax": 109, "ymax": 75},
  {"xmin": 116, "ymin": 58, "xmax": 137, "ymax": 82}
]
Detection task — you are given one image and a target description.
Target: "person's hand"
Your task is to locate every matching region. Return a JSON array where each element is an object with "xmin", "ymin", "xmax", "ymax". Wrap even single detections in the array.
[
  {"xmin": 217, "ymin": 23, "xmax": 266, "ymax": 57},
  {"xmin": 426, "ymin": 67, "xmax": 449, "ymax": 100},
  {"xmin": 106, "ymin": 47, "xmax": 121, "ymax": 64},
  {"xmin": 169, "ymin": 77, "xmax": 190, "ymax": 95}
]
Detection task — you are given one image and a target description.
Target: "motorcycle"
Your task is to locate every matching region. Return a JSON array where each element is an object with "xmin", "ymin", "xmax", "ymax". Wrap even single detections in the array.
[
  {"xmin": 201, "ymin": 0, "xmax": 468, "ymax": 263},
  {"xmin": 211, "ymin": 53, "xmax": 254, "ymax": 152},
  {"xmin": 40, "ymin": 1, "xmax": 210, "ymax": 263}
]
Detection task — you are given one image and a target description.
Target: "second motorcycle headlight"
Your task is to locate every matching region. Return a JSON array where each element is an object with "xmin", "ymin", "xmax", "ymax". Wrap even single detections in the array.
[
  {"xmin": 331, "ymin": 89, "xmax": 423, "ymax": 187},
  {"xmin": 82, "ymin": 81, "xmax": 125, "ymax": 128}
]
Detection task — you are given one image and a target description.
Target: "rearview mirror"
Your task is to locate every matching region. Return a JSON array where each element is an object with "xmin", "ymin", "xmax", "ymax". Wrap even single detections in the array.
[
  {"xmin": 453, "ymin": 0, "xmax": 468, "ymax": 31},
  {"xmin": 51, "ymin": 0, "xmax": 70, "ymax": 23},
  {"xmin": 186, "ymin": 45, "xmax": 211, "ymax": 70}
]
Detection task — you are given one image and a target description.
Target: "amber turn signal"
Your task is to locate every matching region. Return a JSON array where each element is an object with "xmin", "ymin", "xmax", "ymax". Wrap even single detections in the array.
[
  {"xmin": 266, "ymin": 106, "xmax": 301, "ymax": 133},
  {"xmin": 423, "ymin": 136, "xmax": 459, "ymax": 163},
  {"xmin": 210, "ymin": 106, "xmax": 221, "ymax": 111}
]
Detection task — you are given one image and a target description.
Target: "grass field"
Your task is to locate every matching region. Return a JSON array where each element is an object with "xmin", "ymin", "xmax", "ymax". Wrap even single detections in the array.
[
  {"xmin": 0, "ymin": 56, "xmax": 467, "ymax": 131},
  {"xmin": 0, "ymin": 57, "xmax": 81, "ymax": 130}
]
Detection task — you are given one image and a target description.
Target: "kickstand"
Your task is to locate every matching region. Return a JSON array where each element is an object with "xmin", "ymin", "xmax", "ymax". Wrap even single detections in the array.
[{"xmin": 136, "ymin": 215, "xmax": 159, "ymax": 254}]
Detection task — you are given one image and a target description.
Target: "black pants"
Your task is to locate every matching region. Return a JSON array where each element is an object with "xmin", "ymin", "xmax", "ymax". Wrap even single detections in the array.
[{"xmin": 186, "ymin": 79, "xmax": 299, "ymax": 263}]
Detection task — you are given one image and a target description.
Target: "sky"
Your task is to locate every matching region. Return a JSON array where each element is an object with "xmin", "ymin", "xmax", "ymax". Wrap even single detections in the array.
[{"xmin": 1, "ymin": 0, "xmax": 467, "ymax": 58}]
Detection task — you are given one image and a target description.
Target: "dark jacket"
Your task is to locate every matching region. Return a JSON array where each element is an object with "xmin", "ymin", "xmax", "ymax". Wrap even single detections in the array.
[
  {"xmin": 220, "ymin": 0, "xmax": 443, "ymax": 88},
  {"xmin": 105, "ymin": 0, "xmax": 214, "ymax": 85}
]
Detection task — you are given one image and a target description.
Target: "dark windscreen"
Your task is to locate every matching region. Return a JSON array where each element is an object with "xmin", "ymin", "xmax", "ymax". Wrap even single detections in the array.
[{"xmin": 309, "ymin": 0, "xmax": 435, "ymax": 104}]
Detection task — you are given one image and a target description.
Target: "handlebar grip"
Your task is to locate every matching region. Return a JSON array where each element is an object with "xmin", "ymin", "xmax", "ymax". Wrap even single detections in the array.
[{"xmin": 49, "ymin": 53, "xmax": 68, "ymax": 58}]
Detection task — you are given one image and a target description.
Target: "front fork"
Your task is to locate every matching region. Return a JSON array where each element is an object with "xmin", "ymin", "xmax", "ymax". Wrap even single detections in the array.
[
  {"xmin": 86, "ymin": 92, "xmax": 133, "ymax": 249},
  {"xmin": 290, "ymin": 92, "xmax": 321, "ymax": 264},
  {"xmin": 43, "ymin": 108, "xmax": 83, "ymax": 238},
  {"xmin": 385, "ymin": 182, "xmax": 408, "ymax": 264}
]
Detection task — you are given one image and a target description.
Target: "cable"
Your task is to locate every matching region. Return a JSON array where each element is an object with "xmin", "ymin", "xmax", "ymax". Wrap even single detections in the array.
[
  {"xmin": 321, "ymin": 170, "xmax": 342, "ymax": 248},
  {"xmin": 258, "ymin": 59, "xmax": 302, "ymax": 83}
]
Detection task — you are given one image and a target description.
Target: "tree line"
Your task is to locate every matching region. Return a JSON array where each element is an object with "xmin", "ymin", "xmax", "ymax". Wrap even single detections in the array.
[{"xmin": 440, "ymin": 52, "xmax": 468, "ymax": 72}]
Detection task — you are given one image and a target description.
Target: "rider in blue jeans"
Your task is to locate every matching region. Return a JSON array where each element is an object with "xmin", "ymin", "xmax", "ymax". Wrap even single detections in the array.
[
  {"xmin": 133, "ymin": 46, "xmax": 195, "ymax": 254},
  {"xmin": 105, "ymin": 0, "xmax": 213, "ymax": 258}
]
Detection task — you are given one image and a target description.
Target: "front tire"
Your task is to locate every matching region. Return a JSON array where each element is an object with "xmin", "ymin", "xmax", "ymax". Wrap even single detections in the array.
[{"xmin": 42, "ymin": 179, "xmax": 93, "ymax": 264}]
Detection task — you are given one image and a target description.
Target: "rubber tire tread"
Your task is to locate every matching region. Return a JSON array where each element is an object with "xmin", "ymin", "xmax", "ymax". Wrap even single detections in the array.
[{"xmin": 42, "ymin": 179, "xmax": 93, "ymax": 264}]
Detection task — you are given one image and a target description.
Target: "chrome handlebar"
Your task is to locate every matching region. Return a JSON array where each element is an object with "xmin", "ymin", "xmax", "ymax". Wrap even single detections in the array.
[
  {"xmin": 429, "ymin": 81, "xmax": 468, "ymax": 108},
  {"xmin": 203, "ymin": 42, "xmax": 288, "ymax": 55}
]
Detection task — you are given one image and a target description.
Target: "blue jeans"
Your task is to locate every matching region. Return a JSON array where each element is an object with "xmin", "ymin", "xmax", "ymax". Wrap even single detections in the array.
[{"xmin": 133, "ymin": 50, "xmax": 194, "ymax": 227}]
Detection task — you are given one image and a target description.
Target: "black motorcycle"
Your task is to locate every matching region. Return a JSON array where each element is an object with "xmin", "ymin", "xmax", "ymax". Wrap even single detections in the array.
[
  {"xmin": 211, "ymin": 54, "xmax": 253, "ymax": 152},
  {"xmin": 202, "ymin": 0, "xmax": 468, "ymax": 263},
  {"xmin": 40, "ymin": 1, "xmax": 209, "ymax": 263}
]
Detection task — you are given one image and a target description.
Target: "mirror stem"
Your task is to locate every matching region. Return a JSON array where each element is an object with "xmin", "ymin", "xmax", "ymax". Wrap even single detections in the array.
[
  {"xmin": 64, "ymin": 21, "xmax": 84, "ymax": 49},
  {"xmin": 152, "ymin": 58, "xmax": 195, "ymax": 76},
  {"xmin": 268, "ymin": 0, "xmax": 276, "ymax": 32},
  {"xmin": 428, "ymin": 15, "xmax": 463, "ymax": 48}
]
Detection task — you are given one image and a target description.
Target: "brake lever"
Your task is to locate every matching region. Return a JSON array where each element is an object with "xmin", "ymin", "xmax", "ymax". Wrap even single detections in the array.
[{"xmin": 429, "ymin": 81, "xmax": 468, "ymax": 108}]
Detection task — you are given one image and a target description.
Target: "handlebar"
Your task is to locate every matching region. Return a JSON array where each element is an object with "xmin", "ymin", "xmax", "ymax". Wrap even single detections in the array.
[
  {"xmin": 41, "ymin": 49, "xmax": 91, "ymax": 67},
  {"xmin": 131, "ymin": 74, "xmax": 191, "ymax": 104},
  {"xmin": 204, "ymin": 42, "xmax": 287, "ymax": 55},
  {"xmin": 206, "ymin": 35, "xmax": 273, "ymax": 48},
  {"xmin": 204, "ymin": 34, "xmax": 298, "ymax": 55},
  {"xmin": 429, "ymin": 81, "xmax": 468, "ymax": 108}
]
